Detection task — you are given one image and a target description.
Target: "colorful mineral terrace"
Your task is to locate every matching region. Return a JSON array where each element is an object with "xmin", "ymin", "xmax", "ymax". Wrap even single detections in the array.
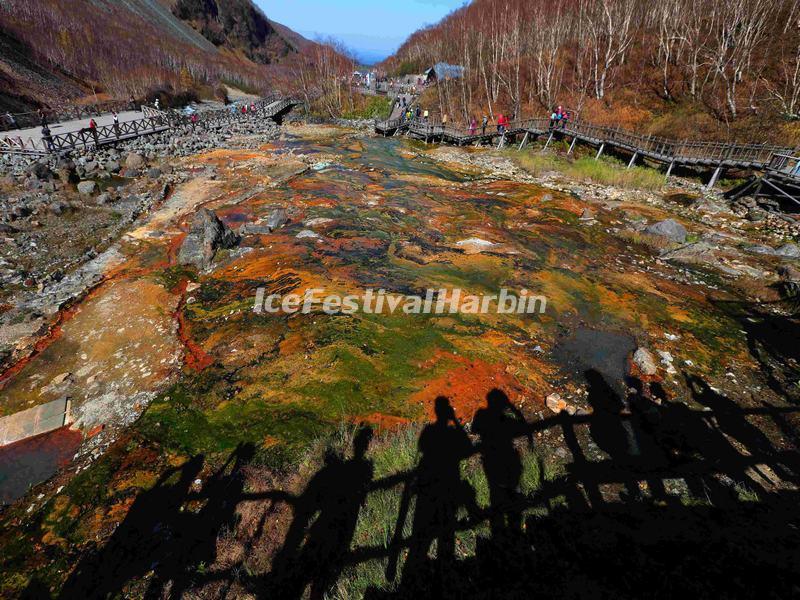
[{"xmin": 1, "ymin": 120, "xmax": 798, "ymax": 598}]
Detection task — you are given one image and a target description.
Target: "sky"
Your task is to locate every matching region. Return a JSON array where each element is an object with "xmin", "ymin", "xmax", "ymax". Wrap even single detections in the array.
[{"xmin": 256, "ymin": 0, "xmax": 467, "ymax": 65}]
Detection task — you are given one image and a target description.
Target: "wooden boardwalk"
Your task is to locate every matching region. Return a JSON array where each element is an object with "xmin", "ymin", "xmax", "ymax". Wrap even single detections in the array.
[
  {"xmin": 375, "ymin": 115, "xmax": 797, "ymax": 189},
  {"xmin": 0, "ymin": 96, "xmax": 300, "ymax": 157},
  {"xmin": 727, "ymin": 153, "xmax": 800, "ymax": 207}
]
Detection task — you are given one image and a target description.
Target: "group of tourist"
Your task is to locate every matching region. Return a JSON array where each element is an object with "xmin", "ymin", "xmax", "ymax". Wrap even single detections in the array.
[{"xmin": 549, "ymin": 105, "xmax": 570, "ymax": 129}]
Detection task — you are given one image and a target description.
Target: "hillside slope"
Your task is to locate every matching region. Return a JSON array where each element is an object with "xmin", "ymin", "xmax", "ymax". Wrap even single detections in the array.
[
  {"xmin": 383, "ymin": 0, "xmax": 800, "ymax": 143},
  {"xmin": 169, "ymin": 0, "xmax": 308, "ymax": 64},
  {"xmin": 0, "ymin": 0, "xmax": 309, "ymax": 112}
]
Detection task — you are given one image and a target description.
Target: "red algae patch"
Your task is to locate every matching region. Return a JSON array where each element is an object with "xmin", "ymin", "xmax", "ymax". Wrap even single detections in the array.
[{"xmin": 409, "ymin": 354, "xmax": 529, "ymax": 422}]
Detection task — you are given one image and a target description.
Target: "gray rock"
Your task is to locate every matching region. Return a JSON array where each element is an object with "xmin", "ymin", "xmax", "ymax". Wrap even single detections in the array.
[
  {"xmin": 579, "ymin": 208, "xmax": 595, "ymax": 221},
  {"xmin": 77, "ymin": 181, "xmax": 97, "ymax": 196},
  {"xmin": 632, "ymin": 347, "xmax": 658, "ymax": 375},
  {"xmin": 178, "ymin": 208, "xmax": 240, "ymax": 269},
  {"xmin": 746, "ymin": 208, "xmax": 766, "ymax": 222},
  {"xmin": 645, "ymin": 219, "xmax": 687, "ymax": 243},
  {"xmin": 48, "ymin": 201, "xmax": 71, "ymax": 216},
  {"xmin": 27, "ymin": 162, "xmax": 52, "ymax": 181},
  {"xmin": 745, "ymin": 245, "xmax": 775, "ymax": 255},
  {"xmin": 147, "ymin": 167, "xmax": 162, "ymax": 179},
  {"xmin": 96, "ymin": 193, "xmax": 112, "ymax": 205},
  {"xmin": 105, "ymin": 160, "xmax": 121, "ymax": 174},
  {"xmin": 0, "ymin": 223, "xmax": 19, "ymax": 234},
  {"xmin": 266, "ymin": 208, "xmax": 288, "ymax": 231},
  {"xmin": 125, "ymin": 153, "xmax": 146, "ymax": 169},
  {"xmin": 775, "ymin": 243, "xmax": 800, "ymax": 259}
]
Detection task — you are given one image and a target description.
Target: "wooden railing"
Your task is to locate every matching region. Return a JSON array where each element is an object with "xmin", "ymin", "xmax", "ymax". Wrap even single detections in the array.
[
  {"xmin": 767, "ymin": 153, "xmax": 800, "ymax": 175},
  {"xmin": 0, "ymin": 96, "xmax": 300, "ymax": 156},
  {"xmin": 379, "ymin": 114, "xmax": 794, "ymax": 170}
]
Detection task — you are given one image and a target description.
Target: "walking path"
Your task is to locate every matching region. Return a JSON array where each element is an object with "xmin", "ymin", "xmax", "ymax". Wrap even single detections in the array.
[
  {"xmin": 376, "ymin": 114, "xmax": 797, "ymax": 193},
  {"xmin": 0, "ymin": 96, "xmax": 300, "ymax": 156}
]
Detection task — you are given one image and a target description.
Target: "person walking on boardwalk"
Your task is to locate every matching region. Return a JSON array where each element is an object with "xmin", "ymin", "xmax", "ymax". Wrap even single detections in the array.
[
  {"xmin": 416, "ymin": 106, "xmax": 421, "ymax": 119},
  {"xmin": 482, "ymin": 115, "xmax": 488, "ymax": 135},
  {"xmin": 469, "ymin": 116, "xmax": 477, "ymax": 135},
  {"xmin": 112, "ymin": 111, "xmax": 120, "ymax": 138},
  {"xmin": 88, "ymin": 117, "xmax": 99, "ymax": 146},
  {"xmin": 497, "ymin": 113, "xmax": 507, "ymax": 134},
  {"xmin": 5, "ymin": 112, "xmax": 15, "ymax": 129},
  {"xmin": 442, "ymin": 113, "xmax": 448, "ymax": 128},
  {"xmin": 423, "ymin": 109, "xmax": 429, "ymax": 122},
  {"xmin": 38, "ymin": 108, "xmax": 47, "ymax": 128},
  {"xmin": 41, "ymin": 125, "xmax": 54, "ymax": 152}
]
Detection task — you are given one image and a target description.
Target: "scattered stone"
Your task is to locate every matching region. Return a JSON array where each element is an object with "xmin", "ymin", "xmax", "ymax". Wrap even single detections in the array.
[
  {"xmin": 632, "ymin": 347, "xmax": 658, "ymax": 375},
  {"xmin": 146, "ymin": 168, "xmax": 162, "ymax": 179},
  {"xmin": 266, "ymin": 208, "xmax": 288, "ymax": 231},
  {"xmin": 645, "ymin": 219, "xmax": 687, "ymax": 243},
  {"xmin": 775, "ymin": 243, "xmax": 800, "ymax": 259},
  {"xmin": 296, "ymin": 229, "xmax": 321, "ymax": 239},
  {"xmin": 125, "ymin": 153, "xmax": 146, "ymax": 170},
  {"xmin": 545, "ymin": 393, "xmax": 567, "ymax": 413},
  {"xmin": 579, "ymin": 208, "xmax": 595, "ymax": 221},
  {"xmin": 745, "ymin": 245, "xmax": 775, "ymax": 255},
  {"xmin": 746, "ymin": 208, "xmax": 766, "ymax": 222},
  {"xmin": 77, "ymin": 181, "xmax": 97, "ymax": 196},
  {"xmin": 304, "ymin": 217, "xmax": 333, "ymax": 228},
  {"xmin": 178, "ymin": 209, "xmax": 240, "ymax": 270}
]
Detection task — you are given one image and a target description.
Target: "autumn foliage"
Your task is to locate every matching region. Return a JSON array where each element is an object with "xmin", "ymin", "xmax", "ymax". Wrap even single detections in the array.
[{"xmin": 383, "ymin": 0, "xmax": 800, "ymax": 142}]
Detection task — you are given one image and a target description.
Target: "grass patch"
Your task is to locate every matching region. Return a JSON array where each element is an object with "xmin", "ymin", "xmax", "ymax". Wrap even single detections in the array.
[
  {"xmin": 341, "ymin": 96, "xmax": 393, "ymax": 120},
  {"xmin": 510, "ymin": 151, "xmax": 666, "ymax": 191}
]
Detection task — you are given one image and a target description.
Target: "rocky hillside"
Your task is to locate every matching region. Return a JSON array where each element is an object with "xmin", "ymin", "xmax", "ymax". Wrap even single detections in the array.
[
  {"xmin": 0, "ymin": 0, "xmax": 310, "ymax": 112},
  {"xmin": 170, "ymin": 0, "xmax": 311, "ymax": 64}
]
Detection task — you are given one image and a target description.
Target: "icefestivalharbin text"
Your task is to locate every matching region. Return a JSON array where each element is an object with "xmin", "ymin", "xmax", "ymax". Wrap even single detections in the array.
[{"xmin": 253, "ymin": 287, "xmax": 547, "ymax": 315}]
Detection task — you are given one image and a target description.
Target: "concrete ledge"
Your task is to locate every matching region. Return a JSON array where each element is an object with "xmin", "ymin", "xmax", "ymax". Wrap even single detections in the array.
[{"xmin": 0, "ymin": 397, "xmax": 71, "ymax": 446}]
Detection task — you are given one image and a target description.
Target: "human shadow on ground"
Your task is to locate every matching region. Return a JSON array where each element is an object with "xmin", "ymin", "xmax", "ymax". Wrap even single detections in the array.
[
  {"xmin": 56, "ymin": 372, "xmax": 800, "ymax": 600},
  {"xmin": 258, "ymin": 426, "xmax": 375, "ymax": 600},
  {"xmin": 59, "ymin": 454, "xmax": 205, "ymax": 599}
]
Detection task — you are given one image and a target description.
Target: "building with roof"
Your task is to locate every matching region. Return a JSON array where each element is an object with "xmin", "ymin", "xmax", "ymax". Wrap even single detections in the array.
[{"xmin": 424, "ymin": 63, "xmax": 465, "ymax": 84}]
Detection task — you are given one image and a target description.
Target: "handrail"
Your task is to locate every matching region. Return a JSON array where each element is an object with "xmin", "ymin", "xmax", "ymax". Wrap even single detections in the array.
[
  {"xmin": 0, "ymin": 96, "xmax": 301, "ymax": 156},
  {"xmin": 380, "ymin": 113, "xmax": 795, "ymax": 170}
]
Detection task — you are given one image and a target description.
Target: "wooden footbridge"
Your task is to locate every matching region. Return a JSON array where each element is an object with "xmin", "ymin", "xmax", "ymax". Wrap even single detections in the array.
[
  {"xmin": 376, "ymin": 115, "xmax": 797, "ymax": 192},
  {"xmin": 0, "ymin": 96, "xmax": 300, "ymax": 157}
]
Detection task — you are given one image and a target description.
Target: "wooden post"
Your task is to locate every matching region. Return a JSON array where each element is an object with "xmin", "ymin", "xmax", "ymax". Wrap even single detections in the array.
[
  {"xmin": 665, "ymin": 160, "xmax": 675, "ymax": 180},
  {"xmin": 567, "ymin": 136, "xmax": 578, "ymax": 155},
  {"xmin": 518, "ymin": 131, "xmax": 529, "ymax": 151},
  {"xmin": 706, "ymin": 166, "xmax": 723, "ymax": 190},
  {"xmin": 542, "ymin": 130, "xmax": 554, "ymax": 152},
  {"xmin": 595, "ymin": 143, "xmax": 605, "ymax": 160},
  {"xmin": 627, "ymin": 152, "xmax": 638, "ymax": 169}
]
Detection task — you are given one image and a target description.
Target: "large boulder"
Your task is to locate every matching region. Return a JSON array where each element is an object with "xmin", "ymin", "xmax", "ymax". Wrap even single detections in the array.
[
  {"xmin": 124, "ymin": 152, "xmax": 146, "ymax": 170},
  {"xmin": 27, "ymin": 161, "xmax": 52, "ymax": 181},
  {"xmin": 178, "ymin": 209, "xmax": 240, "ymax": 270},
  {"xmin": 645, "ymin": 219, "xmax": 687, "ymax": 243},
  {"xmin": 775, "ymin": 243, "xmax": 800, "ymax": 259},
  {"xmin": 266, "ymin": 208, "xmax": 288, "ymax": 231},
  {"xmin": 632, "ymin": 347, "xmax": 658, "ymax": 375},
  {"xmin": 77, "ymin": 181, "xmax": 97, "ymax": 196}
]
